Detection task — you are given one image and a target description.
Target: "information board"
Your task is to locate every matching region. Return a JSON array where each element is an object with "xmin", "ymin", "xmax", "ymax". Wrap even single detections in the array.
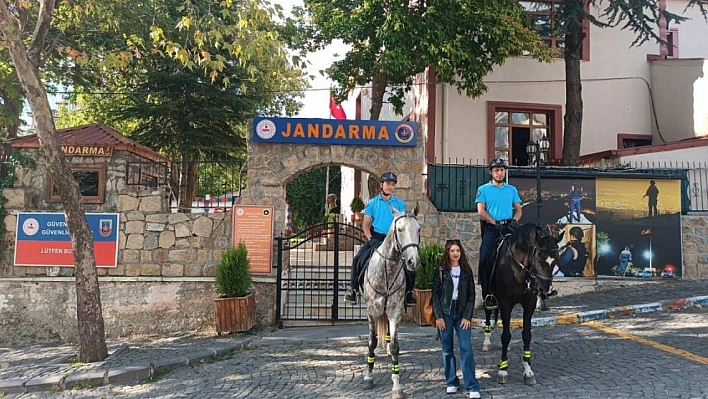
[{"xmin": 231, "ymin": 206, "xmax": 274, "ymax": 274}]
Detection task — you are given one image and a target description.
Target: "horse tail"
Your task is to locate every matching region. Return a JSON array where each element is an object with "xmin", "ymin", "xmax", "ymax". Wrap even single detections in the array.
[{"xmin": 377, "ymin": 313, "xmax": 389, "ymax": 345}]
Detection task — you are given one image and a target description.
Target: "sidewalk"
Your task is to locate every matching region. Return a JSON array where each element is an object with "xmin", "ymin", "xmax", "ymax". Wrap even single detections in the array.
[{"xmin": 1, "ymin": 278, "xmax": 706, "ymax": 395}]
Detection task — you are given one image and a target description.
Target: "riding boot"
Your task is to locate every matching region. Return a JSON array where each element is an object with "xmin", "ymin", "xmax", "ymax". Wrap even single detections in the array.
[
  {"xmin": 404, "ymin": 270, "xmax": 417, "ymax": 306},
  {"xmin": 345, "ymin": 260, "xmax": 360, "ymax": 303}
]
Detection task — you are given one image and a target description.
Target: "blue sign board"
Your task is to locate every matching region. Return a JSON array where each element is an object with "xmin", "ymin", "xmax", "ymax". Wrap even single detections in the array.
[
  {"xmin": 251, "ymin": 117, "xmax": 417, "ymax": 147},
  {"xmin": 15, "ymin": 212, "xmax": 120, "ymax": 267}
]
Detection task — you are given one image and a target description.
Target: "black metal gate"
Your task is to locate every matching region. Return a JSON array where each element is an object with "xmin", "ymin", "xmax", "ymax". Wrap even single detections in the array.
[{"xmin": 275, "ymin": 221, "xmax": 367, "ymax": 326}]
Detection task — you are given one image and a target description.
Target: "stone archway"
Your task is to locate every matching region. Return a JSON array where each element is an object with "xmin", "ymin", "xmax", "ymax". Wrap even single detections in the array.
[{"xmin": 238, "ymin": 142, "xmax": 433, "ymax": 233}]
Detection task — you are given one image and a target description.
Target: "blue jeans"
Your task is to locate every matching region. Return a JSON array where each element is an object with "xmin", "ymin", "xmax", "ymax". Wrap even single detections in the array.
[
  {"xmin": 440, "ymin": 303, "xmax": 480, "ymax": 392},
  {"xmin": 570, "ymin": 197, "xmax": 582, "ymax": 221}
]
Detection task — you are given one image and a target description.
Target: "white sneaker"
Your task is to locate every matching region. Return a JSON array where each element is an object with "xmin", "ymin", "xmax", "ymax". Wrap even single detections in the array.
[
  {"xmin": 446, "ymin": 386, "xmax": 458, "ymax": 394},
  {"xmin": 468, "ymin": 392, "xmax": 481, "ymax": 399}
]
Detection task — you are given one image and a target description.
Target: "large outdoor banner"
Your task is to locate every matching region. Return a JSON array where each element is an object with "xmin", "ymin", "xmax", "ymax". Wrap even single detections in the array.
[
  {"xmin": 14, "ymin": 212, "xmax": 120, "ymax": 267},
  {"xmin": 511, "ymin": 175, "xmax": 682, "ymax": 278},
  {"xmin": 251, "ymin": 117, "xmax": 417, "ymax": 147}
]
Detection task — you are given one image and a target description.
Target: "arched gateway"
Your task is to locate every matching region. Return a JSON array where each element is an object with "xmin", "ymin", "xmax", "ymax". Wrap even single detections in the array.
[{"xmin": 237, "ymin": 117, "xmax": 433, "ymax": 325}]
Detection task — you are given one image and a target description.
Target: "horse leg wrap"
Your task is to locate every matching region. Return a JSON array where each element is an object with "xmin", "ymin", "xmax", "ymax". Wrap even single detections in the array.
[
  {"xmin": 498, "ymin": 359, "xmax": 509, "ymax": 370},
  {"xmin": 523, "ymin": 350, "xmax": 532, "ymax": 363},
  {"xmin": 484, "ymin": 325, "xmax": 493, "ymax": 334},
  {"xmin": 366, "ymin": 355, "xmax": 376, "ymax": 364},
  {"xmin": 391, "ymin": 363, "xmax": 400, "ymax": 374},
  {"xmin": 385, "ymin": 334, "xmax": 391, "ymax": 343}
]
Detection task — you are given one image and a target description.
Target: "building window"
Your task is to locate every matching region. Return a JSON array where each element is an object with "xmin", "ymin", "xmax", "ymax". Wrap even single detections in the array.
[
  {"xmin": 618, "ymin": 134, "xmax": 652, "ymax": 149},
  {"xmin": 48, "ymin": 166, "xmax": 106, "ymax": 204},
  {"xmin": 521, "ymin": 1, "xmax": 590, "ymax": 61},
  {"xmin": 487, "ymin": 102, "xmax": 563, "ymax": 165},
  {"xmin": 667, "ymin": 28, "xmax": 678, "ymax": 58}
]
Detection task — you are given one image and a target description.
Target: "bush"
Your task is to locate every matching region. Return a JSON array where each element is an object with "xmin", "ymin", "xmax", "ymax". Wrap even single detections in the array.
[
  {"xmin": 215, "ymin": 242, "xmax": 252, "ymax": 298},
  {"xmin": 416, "ymin": 242, "xmax": 444, "ymax": 289},
  {"xmin": 350, "ymin": 196, "xmax": 365, "ymax": 213}
]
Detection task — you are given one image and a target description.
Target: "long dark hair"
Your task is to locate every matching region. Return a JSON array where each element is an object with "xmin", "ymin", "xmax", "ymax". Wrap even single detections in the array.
[{"xmin": 441, "ymin": 239, "xmax": 474, "ymax": 276}]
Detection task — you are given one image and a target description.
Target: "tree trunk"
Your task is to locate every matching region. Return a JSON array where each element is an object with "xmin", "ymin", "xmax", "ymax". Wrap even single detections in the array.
[
  {"xmin": 562, "ymin": 0, "xmax": 585, "ymax": 166},
  {"xmin": 0, "ymin": 0, "xmax": 107, "ymax": 362},
  {"xmin": 368, "ymin": 73, "xmax": 388, "ymax": 121}
]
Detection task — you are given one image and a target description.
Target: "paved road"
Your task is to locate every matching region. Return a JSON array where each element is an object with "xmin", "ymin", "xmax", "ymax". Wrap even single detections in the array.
[{"xmin": 7, "ymin": 307, "xmax": 708, "ymax": 399}]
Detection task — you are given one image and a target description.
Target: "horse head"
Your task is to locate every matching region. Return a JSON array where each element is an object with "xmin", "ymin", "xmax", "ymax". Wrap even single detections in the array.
[
  {"xmin": 531, "ymin": 224, "xmax": 564, "ymax": 297},
  {"xmin": 390, "ymin": 204, "xmax": 421, "ymax": 272}
]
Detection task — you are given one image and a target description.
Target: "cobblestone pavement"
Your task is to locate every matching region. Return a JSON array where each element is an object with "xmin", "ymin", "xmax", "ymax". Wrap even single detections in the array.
[{"xmin": 6, "ymin": 306, "xmax": 708, "ymax": 399}]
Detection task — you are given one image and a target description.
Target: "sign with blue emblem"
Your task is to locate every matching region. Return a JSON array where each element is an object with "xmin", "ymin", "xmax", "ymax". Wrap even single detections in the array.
[{"xmin": 252, "ymin": 117, "xmax": 417, "ymax": 147}]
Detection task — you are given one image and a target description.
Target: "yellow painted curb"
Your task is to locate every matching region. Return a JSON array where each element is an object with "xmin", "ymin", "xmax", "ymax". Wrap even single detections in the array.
[{"xmin": 555, "ymin": 314, "xmax": 579, "ymax": 325}]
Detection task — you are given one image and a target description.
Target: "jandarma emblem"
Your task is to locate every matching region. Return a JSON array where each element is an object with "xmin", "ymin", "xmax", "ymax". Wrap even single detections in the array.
[
  {"xmin": 255, "ymin": 119, "xmax": 276, "ymax": 139},
  {"xmin": 394, "ymin": 124, "xmax": 415, "ymax": 144}
]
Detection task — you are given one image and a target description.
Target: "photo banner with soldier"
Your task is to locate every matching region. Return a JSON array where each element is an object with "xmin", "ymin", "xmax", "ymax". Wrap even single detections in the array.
[{"xmin": 510, "ymin": 175, "xmax": 682, "ymax": 278}]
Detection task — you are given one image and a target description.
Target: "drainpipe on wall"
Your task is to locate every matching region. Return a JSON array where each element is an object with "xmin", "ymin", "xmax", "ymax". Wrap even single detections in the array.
[{"xmin": 441, "ymin": 84, "xmax": 448, "ymax": 162}]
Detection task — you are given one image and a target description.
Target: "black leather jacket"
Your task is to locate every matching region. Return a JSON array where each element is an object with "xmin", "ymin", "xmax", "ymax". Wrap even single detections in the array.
[{"xmin": 432, "ymin": 266, "xmax": 476, "ymax": 321}]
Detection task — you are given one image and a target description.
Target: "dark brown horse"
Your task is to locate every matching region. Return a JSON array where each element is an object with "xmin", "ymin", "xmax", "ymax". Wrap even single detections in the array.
[{"xmin": 481, "ymin": 223, "xmax": 563, "ymax": 384}]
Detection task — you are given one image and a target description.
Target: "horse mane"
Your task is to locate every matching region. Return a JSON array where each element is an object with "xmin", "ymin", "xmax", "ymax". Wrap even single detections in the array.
[{"xmin": 511, "ymin": 223, "xmax": 539, "ymax": 253}]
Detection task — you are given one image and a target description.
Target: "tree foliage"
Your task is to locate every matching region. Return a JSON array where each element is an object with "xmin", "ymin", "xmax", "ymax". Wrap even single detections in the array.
[
  {"xmin": 291, "ymin": 0, "xmax": 552, "ymax": 120},
  {"xmin": 216, "ymin": 242, "xmax": 252, "ymax": 298},
  {"xmin": 557, "ymin": 0, "xmax": 708, "ymax": 165},
  {"xmin": 286, "ymin": 167, "xmax": 341, "ymax": 232}
]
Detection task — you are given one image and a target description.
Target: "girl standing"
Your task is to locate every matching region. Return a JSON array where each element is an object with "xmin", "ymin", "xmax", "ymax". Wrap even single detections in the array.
[{"xmin": 432, "ymin": 239, "xmax": 481, "ymax": 398}]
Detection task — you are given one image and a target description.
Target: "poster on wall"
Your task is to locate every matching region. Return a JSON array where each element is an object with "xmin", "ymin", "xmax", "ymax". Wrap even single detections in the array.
[
  {"xmin": 509, "ymin": 174, "xmax": 682, "ymax": 278},
  {"xmin": 14, "ymin": 212, "xmax": 119, "ymax": 267},
  {"xmin": 232, "ymin": 205, "xmax": 274, "ymax": 274},
  {"xmin": 512, "ymin": 177, "xmax": 597, "ymax": 225},
  {"xmin": 594, "ymin": 178, "xmax": 682, "ymax": 278}
]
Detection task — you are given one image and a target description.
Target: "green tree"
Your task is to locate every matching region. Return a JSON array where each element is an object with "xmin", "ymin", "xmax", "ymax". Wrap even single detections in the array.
[
  {"xmin": 292, "ymin": 0, "xmax": 552, "ymax": 120},
  {"xmin": 0, "ymin": 0, "xmax": 109, "ymax": 363},
  {"xmin": 557, "ymin": 0, "xmax": 707, "ymax": 165},
  {"xmin": 0, "ymin": 0, "xmax": 306, "ymax": 362}
]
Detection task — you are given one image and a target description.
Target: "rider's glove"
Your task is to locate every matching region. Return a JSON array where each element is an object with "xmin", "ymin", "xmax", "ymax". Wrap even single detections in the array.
[{"xmin": 510, "ymin": 219, "xmax": 520, "ymax": 228}]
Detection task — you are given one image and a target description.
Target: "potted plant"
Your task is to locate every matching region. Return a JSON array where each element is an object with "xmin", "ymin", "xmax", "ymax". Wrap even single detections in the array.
[
  {"xmin": 214, "ymin": 242, "xmax": 256, "ymax": 334},
  {"xmin": 350, "ymin": 196, "xmax": 365, "ymax": 222},
  {"xmin": 412, "ymin": 241, "xmax": 444, "ymax": 325}
]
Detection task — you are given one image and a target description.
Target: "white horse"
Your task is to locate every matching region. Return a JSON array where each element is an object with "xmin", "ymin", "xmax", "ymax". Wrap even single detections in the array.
[{"xmin": 362, "ymin": 205, "xmax": 420, "ymax": 398}]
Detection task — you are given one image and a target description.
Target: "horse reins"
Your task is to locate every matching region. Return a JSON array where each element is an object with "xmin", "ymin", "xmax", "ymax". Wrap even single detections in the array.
[{"xmin": 493, "ymin": 228, "xmax": 555, "ymax": 293}]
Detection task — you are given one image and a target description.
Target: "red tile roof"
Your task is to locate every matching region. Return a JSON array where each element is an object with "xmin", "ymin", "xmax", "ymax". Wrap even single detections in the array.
[{"xmin": 10, "ymin": 123, "xmax": 167, "ymax": 162}]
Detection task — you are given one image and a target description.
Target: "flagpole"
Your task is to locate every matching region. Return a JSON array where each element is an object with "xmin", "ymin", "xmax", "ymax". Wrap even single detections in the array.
[{"xmin": 649, "ymin": 232, "xmax": 653, "ymax": 272}]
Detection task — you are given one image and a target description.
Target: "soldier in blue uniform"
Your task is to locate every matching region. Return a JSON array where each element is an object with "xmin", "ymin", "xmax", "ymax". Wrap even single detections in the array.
[
  {"xmin": 476, "ymin": 159, "xmax": 523, "ymax": 309},
  {"xmin": 618, "ymin": 246, "xmax": 633, "ymax": 276},
  {"xmin": 344, "ymin": 172, "xmax": 417, "ymax": 306},
  {"xmin": 568, "ymin": 181, "xmax": 583, "ymax": 222}
]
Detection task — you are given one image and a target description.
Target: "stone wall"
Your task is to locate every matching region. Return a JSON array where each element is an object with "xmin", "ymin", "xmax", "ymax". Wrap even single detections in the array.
[
  {"xmin": 682, "ymin": 214, "xmax": 708, "ymax": 279},
  {"xmin": 0, "ymin": 277, "xmax": 276, "ymax": 346}
]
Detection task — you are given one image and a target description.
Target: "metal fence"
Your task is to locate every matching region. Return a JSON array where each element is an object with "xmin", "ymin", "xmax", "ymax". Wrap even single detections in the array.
[
  {"xmin": 126, "ymin": 158, "xmax": 245, "ymax": 211},
  {"xmin": 427, "ymin": 160, "xmax": 708, "ymax": 213}
]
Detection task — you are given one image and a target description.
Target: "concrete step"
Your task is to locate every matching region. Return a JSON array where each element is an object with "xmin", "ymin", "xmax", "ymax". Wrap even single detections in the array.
[
  {"xmin": 282, "ymin": 303, "xmax": 367, "ymax": 319},
  {"xmin": 284, "ymin": 290, "xmax": 369, "ymax": 305}
]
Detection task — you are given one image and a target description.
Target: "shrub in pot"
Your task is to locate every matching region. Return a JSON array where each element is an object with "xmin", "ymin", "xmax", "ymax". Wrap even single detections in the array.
[{"xmin": 214, "ymin": 242, "xmax": 256, "ymax": 333}]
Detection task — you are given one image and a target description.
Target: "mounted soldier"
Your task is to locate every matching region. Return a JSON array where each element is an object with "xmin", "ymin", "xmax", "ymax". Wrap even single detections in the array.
[{"xmin": 344, "ymin": 171, "xmax": 417, "ymax": 306}]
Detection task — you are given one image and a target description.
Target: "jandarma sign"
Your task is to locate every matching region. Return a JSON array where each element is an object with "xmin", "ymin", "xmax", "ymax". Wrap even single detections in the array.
[
  {"xmin": 251, "ymin": 117, "xmax": 417, "ymax": 147},
  {"xmin": 61, "ymin": 145, "xmax": 113, "ymax": 156}
]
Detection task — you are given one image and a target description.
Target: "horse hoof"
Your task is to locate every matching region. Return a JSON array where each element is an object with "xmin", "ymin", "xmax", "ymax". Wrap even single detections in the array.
[
  {"xmin": 392, "ymin": 388, "xmax": 405, "ymax": 399},
  {"xmin": 524, "ymin": 375, "xmax": 537, "ymax": 385},
  {"xmin": 364, "ymin": 379, "xmax": 373, "ymax": 390},
  {"xmin": 497, "ymin": 374, "xmax": 509, "ymax": 384}
]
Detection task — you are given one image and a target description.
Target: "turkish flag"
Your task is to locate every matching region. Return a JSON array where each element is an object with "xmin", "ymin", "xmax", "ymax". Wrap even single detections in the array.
[{"xmin": 329, "ymin": 94, "xmax": 347, "ymax": 119}]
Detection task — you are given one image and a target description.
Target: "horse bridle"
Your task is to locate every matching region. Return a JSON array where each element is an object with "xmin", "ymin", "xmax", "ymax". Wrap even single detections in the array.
[{"xmin": 506, "ymin": 228, "xmax": 556, "ymax": 292}]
